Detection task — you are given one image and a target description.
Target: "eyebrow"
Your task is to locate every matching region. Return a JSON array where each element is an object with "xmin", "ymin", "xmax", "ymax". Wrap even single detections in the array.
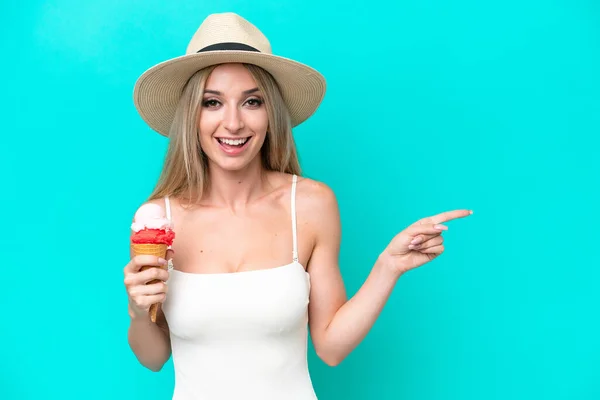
[{"xmin": 204, "ymin": 87, "xmax": 260, "ymax": 95}]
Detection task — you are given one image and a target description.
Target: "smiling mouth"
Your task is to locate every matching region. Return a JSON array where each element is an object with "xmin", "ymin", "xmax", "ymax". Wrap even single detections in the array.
[{"xmin": 216, "ymin": 137, "xmax": 251, "ymax": 147}]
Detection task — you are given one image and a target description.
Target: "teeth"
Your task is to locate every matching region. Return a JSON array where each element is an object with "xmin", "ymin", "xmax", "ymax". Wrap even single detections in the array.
[{"xmin": 219, "ymin": 137, "xmax": 248, "ymax": 146}]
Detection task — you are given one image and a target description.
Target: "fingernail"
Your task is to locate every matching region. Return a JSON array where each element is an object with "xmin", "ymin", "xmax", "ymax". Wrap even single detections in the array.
[
  {"xmin": 434, "ymin": 224, "xmax": 448, "ymax": 230},
  {"xmin": 411, "ymin": 237, "xmax": 422, "ymax": 245},
  {"xmin": 158, "ymin": 258, "xmax": 167, "ymax": 264}
]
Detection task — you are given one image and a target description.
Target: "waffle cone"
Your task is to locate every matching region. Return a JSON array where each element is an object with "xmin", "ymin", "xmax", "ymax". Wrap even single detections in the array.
[{"xmin": 131, "ymin": 243, "xmax": 169, "ymax": 323}]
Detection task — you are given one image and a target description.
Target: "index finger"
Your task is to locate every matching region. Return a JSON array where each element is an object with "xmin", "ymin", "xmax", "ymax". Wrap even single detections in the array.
[
  {"xmin": 429, "ymin": 209, "xmax": 473, "ymax": 225},
  {"xmin": 414, "ymin": 209, "xmax": 472, "ymax": 226}
]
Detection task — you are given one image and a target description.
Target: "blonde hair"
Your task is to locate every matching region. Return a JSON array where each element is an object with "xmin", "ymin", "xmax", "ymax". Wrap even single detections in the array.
[{"xmin": 147, "ymin": 63, "xmax": 301, "ymax": 204}]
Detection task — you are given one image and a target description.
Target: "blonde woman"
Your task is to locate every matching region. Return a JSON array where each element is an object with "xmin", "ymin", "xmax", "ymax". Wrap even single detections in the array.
[{"xmin": 123, "ymin": 12, "xmax": 472, "ymax": 400}]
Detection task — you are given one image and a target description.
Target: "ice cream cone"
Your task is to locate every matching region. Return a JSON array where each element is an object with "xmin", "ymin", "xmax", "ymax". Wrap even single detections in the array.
[
  {"xmin": 130, "ymin": 203, "xmax": 175, "ymax": 323},
  {"xmin": 131, "ymin": 243, "xmax": 169, "ymax": 323}
]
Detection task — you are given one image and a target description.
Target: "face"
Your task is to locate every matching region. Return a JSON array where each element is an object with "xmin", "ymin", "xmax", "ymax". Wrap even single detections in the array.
[{"xmin": 198, "ymin": 63, "xmax": 269, "ymax": 172}]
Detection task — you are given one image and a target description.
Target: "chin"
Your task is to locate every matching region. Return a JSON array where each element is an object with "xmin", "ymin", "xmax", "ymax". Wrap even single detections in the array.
[
  {"xmin": 216, "ymin": 160, "xmax": 253, "ymax": 172},
  {"xmin": 209, "ymin": 152, "xmax": 262, "ymax": 172}
]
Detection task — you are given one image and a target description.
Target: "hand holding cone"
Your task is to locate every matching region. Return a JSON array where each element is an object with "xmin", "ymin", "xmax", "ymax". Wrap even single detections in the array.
[{"xmin": 128, "ymin": 203, "xmax": 175, "ymax": 323}]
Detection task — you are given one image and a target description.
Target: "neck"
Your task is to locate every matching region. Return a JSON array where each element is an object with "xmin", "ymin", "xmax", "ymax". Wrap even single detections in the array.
[{"xmin": 204, "ymin": 157, "xmax": 270, "ymax": 210}]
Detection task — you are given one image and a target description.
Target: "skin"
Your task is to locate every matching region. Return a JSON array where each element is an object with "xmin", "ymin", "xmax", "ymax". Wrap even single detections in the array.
[{"xmin": 123, "ymin": 63, "xmax": 473, "ymax": 370}]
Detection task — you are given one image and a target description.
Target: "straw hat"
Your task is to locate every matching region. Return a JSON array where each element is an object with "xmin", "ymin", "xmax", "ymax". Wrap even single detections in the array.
[{"xmin": 133, "ymin": 12, "xmax": 327, "ymax": 136}]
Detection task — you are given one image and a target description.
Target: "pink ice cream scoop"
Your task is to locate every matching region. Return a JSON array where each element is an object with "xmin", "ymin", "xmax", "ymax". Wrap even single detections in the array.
[{"xmin": 131, "ymin": 203, "xmax": 172, "ymax": 232}]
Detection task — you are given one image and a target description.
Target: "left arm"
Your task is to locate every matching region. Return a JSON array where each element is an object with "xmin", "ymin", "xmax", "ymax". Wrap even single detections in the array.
[
  {"xmin": 304, "ymin": 182, "xmax": 400, "ymax": 366},
  {"xmin": 303, "ymin": 180, "xmax": 472, "ymax": 366}
]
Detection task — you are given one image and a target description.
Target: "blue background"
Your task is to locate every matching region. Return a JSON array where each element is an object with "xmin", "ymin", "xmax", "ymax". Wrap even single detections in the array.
[{"xmin": 2, "ymin": 0, "xmax": 599, "ymax": 399}]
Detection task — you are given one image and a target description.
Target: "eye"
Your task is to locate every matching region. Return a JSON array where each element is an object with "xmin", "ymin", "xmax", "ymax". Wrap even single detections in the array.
[
  {"xmin": 245, "ymin": 98, "xmax": 263, "ymax": 108},
  {"xmin": 203, "ymin": 99, "xmax": 220, "ymax": 108}
]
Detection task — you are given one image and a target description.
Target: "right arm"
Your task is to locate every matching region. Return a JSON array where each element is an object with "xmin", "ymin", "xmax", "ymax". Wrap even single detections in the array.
[{"xmin": 124, "ymin": 249, "xmax": 172, "ymax": 372}]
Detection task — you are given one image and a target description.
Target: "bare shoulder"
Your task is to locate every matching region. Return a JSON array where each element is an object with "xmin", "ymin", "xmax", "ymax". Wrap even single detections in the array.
[
  {"xmin": 295, "ymin": 176, "xmax": 339, "ymax": 213},
  {"xmin": 295, "ymin": 176, "xmax": 341, "ymax": 238},
  {"xmin": 267, "ymin": 171, "xmax": 338, "ymax": 213}
]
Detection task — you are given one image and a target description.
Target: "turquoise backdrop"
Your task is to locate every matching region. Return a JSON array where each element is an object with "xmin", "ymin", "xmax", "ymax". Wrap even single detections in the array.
[{"xmin": 1, "ymin": 0, "xmax": 599, "ymax": 399}]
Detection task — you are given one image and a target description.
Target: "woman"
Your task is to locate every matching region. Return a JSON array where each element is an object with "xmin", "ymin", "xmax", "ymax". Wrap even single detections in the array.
[{"xmin": 123, "ymin": 12, "xmax": 472, "ymax": 400}]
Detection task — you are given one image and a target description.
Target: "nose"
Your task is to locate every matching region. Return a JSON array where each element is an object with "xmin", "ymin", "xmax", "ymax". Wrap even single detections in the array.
[{"xmin": 223, "ymin": 105, "xmax": 244, "ymax": 134}]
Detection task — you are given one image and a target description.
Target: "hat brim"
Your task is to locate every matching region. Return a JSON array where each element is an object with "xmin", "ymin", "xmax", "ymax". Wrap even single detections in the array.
[{"xmin": 133, "ymin": 51, "xmax": 326, "ymax": 136}]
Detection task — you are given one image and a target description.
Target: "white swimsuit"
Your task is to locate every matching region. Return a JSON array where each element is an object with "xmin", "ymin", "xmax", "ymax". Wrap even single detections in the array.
[{"xmin": 162, "ymin": 175, "xmax": 318, "ymax": 399}]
